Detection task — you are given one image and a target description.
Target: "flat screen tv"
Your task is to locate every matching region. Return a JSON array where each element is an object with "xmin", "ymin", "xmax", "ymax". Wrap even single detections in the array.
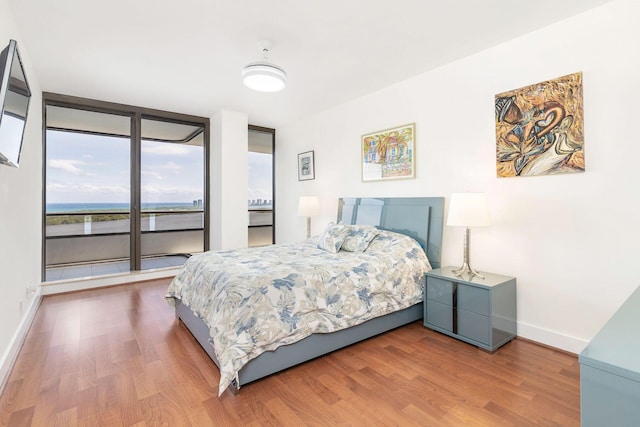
[{"xmin": 0, "ymin": 39, "xmax": 31, "ymax": 168}]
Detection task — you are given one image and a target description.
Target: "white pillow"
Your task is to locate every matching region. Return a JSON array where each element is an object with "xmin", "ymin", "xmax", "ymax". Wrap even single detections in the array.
[
  {"xmin": 340, "ymin": 225, "xmax": 380, "ymax": 252},
  {"xmin": 316, "ymin": 222, "xmax": 349, "ymax": 253}
]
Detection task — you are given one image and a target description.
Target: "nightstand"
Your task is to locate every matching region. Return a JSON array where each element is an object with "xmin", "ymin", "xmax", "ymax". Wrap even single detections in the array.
[{"xmin": 424, "ymin": 267, "xmax": 517, "ymax": 351}]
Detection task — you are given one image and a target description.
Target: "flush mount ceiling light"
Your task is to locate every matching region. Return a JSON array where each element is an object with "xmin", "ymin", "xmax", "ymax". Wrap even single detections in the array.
[{"xmin": 241, "ymin": 40, "xmax": 287, "ymax": 93}]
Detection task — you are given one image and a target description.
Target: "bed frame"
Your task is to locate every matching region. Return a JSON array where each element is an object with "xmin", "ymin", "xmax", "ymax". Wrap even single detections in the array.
[{"xmin": 175, "ymin": 196, "xmax": 444, "ymax": 393}]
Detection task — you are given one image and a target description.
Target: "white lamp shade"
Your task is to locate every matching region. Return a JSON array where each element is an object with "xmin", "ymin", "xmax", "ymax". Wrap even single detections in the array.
[
  {"xmin": 297, "ymin": 196, "xmax": 320, "ymax": 217},
  {"xmin": 447, "ymin": 193, "xmax": 490, "ymax": 227},
  {"xmin": 242, "ymin": 62, "xmax": 287, "ymax": 92}
]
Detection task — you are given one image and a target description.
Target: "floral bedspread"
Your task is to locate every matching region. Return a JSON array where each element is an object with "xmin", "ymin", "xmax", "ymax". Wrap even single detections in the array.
[{"xmin": 165, "ymin": 230, "xmax": 431, "ymax": 395}]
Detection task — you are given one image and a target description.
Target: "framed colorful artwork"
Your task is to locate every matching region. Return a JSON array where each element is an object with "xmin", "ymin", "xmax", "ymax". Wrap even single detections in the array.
[
  {"xmin": 297, "ymin": 150, "xmax": 315, "ymax": 181},
  {"xmin": 361, "ymin": 123, "xmax": 415, "ymax": 182},
  {"xmin": 495, "ymin": 72, "xmax": 584, "ymax": 177}
]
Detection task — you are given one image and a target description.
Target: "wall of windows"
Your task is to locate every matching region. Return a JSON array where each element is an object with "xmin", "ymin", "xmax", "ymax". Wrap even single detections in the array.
[{"xmin": 43, "ymin": 94, "xmax": 209, "ymax": 281}]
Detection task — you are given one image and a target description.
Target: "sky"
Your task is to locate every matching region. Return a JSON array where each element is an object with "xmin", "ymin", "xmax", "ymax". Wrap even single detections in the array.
[
  {"xmin": 248, "ymin": 151, "xmax": 272, "ymax": 202},
  {"xmin": 46, "ymin": 130, "xmax": 272, "ymax": 204}
]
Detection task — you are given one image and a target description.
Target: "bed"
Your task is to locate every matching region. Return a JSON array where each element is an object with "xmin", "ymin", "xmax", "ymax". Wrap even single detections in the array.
[{"xmin": 167, "ymin": 197, "xmax": 444, "ymax": 395}]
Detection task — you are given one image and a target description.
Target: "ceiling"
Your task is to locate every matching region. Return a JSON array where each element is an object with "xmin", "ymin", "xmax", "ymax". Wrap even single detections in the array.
[{"xmin": 8, "ymin": 0, "xmax": 614, "ymax": 128}]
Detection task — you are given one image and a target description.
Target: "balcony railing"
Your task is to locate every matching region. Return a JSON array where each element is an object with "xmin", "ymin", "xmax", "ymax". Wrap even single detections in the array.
[
  {"xmin": 46, "ymin": 209, "xmax": 204, "ymax": 236},
  {"xmin": 45, "ymin": 208, "xmax": 274, "ymax": 266},
  {"xmin": 248, "ymin": 209, "xmax": 273, "ymax": 247},
  {"xmin": 45, "ymin": 210, "xmax": 204, "ymax": 266}
]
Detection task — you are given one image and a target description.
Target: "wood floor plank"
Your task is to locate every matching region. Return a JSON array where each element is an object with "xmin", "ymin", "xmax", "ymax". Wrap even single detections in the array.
[
  {"xmin": 75, "ymin": 385, "xmax": 97, "ymax": 425},
  {"xmin": 139, "ymin": 392, "xmax": 190, "ymax": 426},
  {"xmin": 265, "ymin": 377, "xmax": 343, "ymax": 425},
  {"xmin": 330, "ymin": 398, "xmax": 391, "ymax": 426},
  {"xmin": 401, "ymin": 403, "xmax": 444, "ymax": 426},
  {"xmin": 262, "ymin": 397, "xmax": 306, "ymax": 426},
  {"xmin": 54, "ymin": 407, "xmax": 77, "ymax": 427},
  {"xmin": 5, "ymin": 405, "xmax": 34, "ymax": 427},
  {"xmin": 396, "ymin": 374, "xmax": 457, "ymax": 420},
  {"xmin": 0, "ymin": 279, "xmax": 582, "ymax": 426}
]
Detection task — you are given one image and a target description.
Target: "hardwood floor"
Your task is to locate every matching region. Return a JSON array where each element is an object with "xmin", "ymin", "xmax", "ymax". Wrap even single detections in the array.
[{"xmin": 0, "ymin": 279, "xmax": 580, "ymax": 426}]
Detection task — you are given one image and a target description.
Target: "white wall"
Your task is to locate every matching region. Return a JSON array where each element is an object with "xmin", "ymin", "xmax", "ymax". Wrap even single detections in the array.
[
  {"xmin": 0, "ymin": 0, "xmax": 42, "ymax": 376},
  {"xmin": 211, "ymin": 110, "xmax": 249, "ymax": 250},
  {"xmin": 276, "ymin": 0, "xmax": 640, "ymax": 353}
]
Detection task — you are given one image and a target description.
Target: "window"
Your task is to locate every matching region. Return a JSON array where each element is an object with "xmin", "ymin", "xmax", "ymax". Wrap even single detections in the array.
[
  {"xmin": 248, "ymin": 126, "xmax": 274, "ymax": 247},
  {"xmin": 43, "ymin": 95, "xmax": 209, "ymax": 281}
]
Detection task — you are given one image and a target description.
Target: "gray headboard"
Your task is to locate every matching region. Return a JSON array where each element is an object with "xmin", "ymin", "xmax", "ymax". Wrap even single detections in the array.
[{"xmin": 337, "ymin": 197, "xmax": 444, "ymax": 269}]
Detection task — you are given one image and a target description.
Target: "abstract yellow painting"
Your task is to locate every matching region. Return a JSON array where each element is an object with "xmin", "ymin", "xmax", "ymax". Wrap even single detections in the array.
[{"xmin": 495, "ymin": 72, "xmax": 584, "ymax": 177}]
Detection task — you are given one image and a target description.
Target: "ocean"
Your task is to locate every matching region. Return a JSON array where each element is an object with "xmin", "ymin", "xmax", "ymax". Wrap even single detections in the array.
[{"xmin": 46, "ymin": 202, "xmax": 198, "ymax": 213}]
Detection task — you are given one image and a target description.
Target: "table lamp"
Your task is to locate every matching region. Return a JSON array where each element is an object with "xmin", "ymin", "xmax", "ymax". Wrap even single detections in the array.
[
  {"xmin": 297, "ymin": 196, "xmax": 320, "ymax": 239},
  {"xmin": 447, "ymin": 193, "xmax": 490, "ymax": 279}
]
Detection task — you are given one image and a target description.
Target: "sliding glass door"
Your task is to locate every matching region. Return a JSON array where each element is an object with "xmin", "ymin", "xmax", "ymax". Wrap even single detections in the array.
[
  {"xmin": 140, "ymin": 117, "xmax": 205, "ymax": 270},
  {"xmin": 43, "ymin": 95, "xmax": 209, "ymax": 281},
  {"xmin": 45, "ymin": 106, "xmax": 133, "ymax": 280}
]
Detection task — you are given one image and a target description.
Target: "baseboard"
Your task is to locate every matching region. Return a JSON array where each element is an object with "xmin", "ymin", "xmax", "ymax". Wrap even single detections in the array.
[
  {"xmin": 517, "ymin": 320, "xmax": 589, "ymax": 355},
  {"xmin": 40, "ymin": 267, "xmax": 179, "ymax": 295},
  {"xmin": 0, "ymin": 287, "xmax": 42, "ymax": 394}
]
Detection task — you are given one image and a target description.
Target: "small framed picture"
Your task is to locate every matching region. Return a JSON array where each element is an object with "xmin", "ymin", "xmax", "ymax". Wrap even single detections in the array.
[{"xmin": 298, "ymin": 150, "xmax": 315, "ymax": 181}]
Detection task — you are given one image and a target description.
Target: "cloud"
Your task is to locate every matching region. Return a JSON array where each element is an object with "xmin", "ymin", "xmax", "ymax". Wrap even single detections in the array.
[
  {"xmin": 141, "ymin": 184, "xmax": 202, "ymax": 200},
  {"xmin": 46, "ymin": 183, "xmax": 130, "ymax": 203},
  {"xmin": 47, "ymin": 183, "xmax": 129, "ymax": 194},
  {"xmin": 141, "ymin": 162, "xmax": 183, "ymax": 181},
  {"xmin": 46, "ymin": 182, "xmax": 203, "ymax": 203},
  {"xmin": 142, "ymin": 171, "xmax": 164, "ymax": 180},
  {"xmin": 161, "ymin": 161, "xmax": 181, "ymax": 171},
  {"xmin": 48, "ymin": 159, "xmax": 95, "ymax": 176}
]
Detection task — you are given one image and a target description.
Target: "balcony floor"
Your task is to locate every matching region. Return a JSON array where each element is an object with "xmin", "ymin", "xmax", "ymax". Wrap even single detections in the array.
[{"xmin": 45, "ymin": 254, "xmax": 189, "ymax": 282}]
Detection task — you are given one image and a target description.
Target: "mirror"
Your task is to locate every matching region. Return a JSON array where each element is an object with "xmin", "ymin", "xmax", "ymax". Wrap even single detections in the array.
[{"xmin": 0, "ymin": 39, "xmax": 31, "ymax": 167}]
